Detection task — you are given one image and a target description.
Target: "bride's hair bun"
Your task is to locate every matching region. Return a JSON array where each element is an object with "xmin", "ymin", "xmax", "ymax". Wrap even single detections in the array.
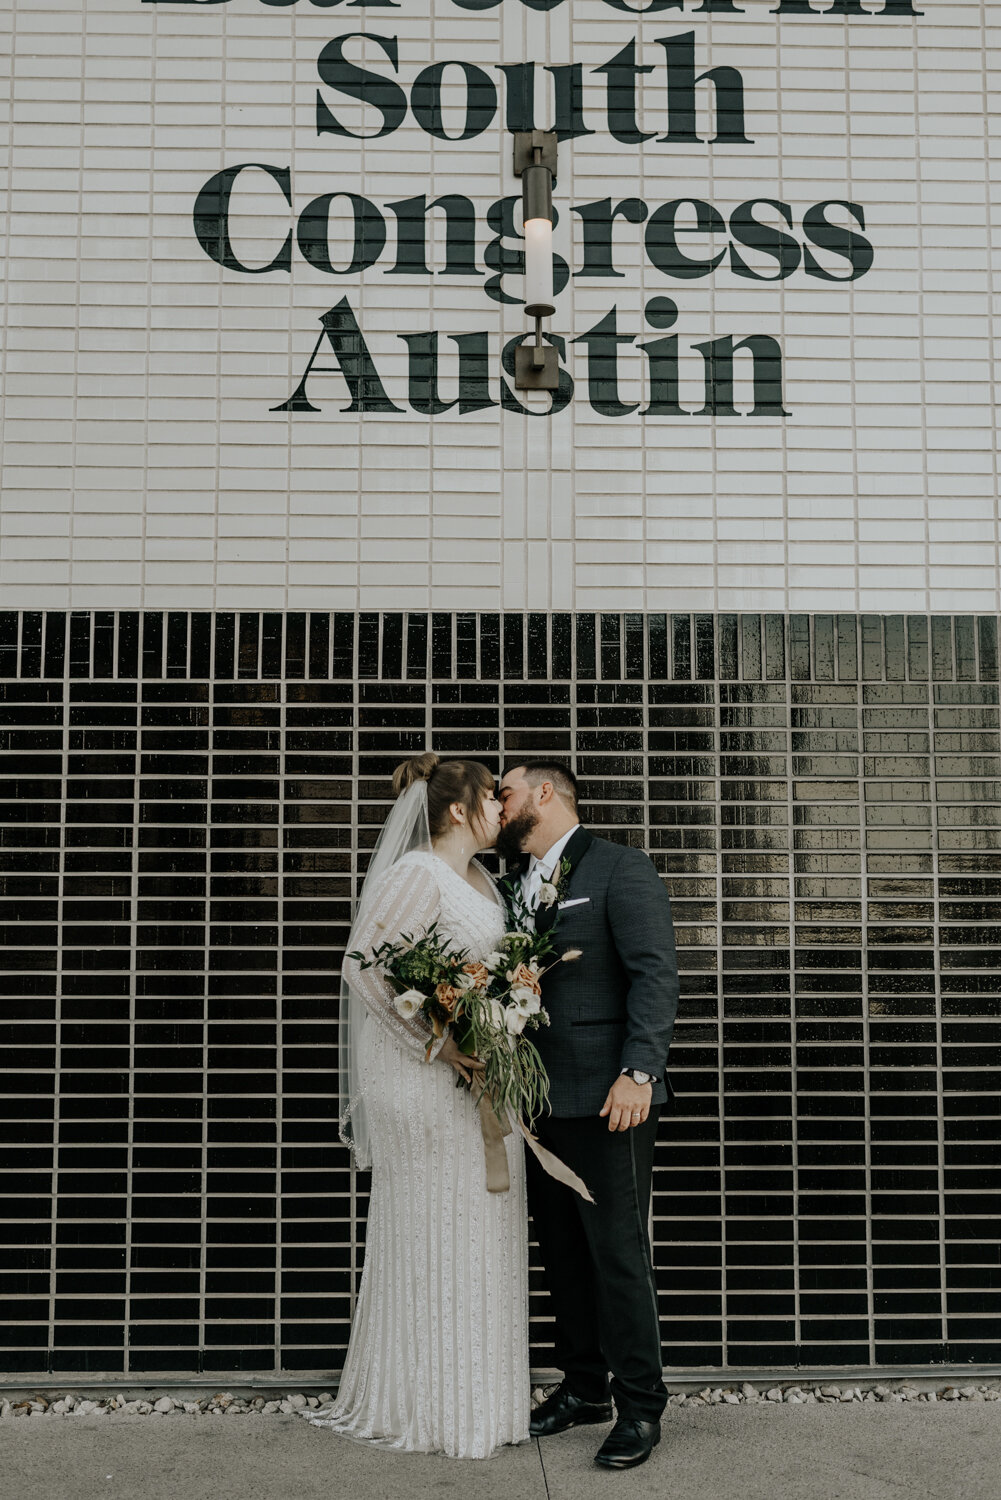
[
  {"xmin": 392, "ymin": 751, "xmax": 440, "ymax": 797},
  {"xmin": 392, "ymin": 754, "xmax": 495, "ymax": 837}
]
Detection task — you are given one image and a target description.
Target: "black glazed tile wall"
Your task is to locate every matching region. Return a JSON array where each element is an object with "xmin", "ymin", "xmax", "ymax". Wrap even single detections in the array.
[{"xmin": 1, "ymin": 611, "xmax": 999, "ymax": 1376}]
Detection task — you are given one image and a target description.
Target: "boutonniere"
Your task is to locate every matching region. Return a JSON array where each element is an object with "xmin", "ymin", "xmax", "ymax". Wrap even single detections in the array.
[{"xmin": 538, "ymin": 855, "xmax": 572, "ymax": 910}]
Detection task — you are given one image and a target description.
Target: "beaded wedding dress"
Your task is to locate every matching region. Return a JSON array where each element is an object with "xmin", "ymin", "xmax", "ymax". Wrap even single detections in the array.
[{"xmin": 299, "ymin": 850, "xmax": 530, "ymax": 1459}]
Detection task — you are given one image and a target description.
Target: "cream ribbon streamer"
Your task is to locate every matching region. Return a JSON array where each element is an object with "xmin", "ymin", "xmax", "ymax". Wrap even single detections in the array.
[{"xmin": 475, "ymin": 1089, "xmax": 594, "ymax": 1204}]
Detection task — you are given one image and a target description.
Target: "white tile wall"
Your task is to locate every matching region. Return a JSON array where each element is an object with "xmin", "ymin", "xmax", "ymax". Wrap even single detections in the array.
[{"xmin": 0, "ymin": 0, "xmax": 998, "ymax": 613}]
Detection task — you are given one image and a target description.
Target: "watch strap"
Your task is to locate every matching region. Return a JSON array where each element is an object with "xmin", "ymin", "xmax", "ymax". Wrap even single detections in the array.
[{"xmin": 621, "ymin": 1067, "xmax": 656, "ymax": 1085}]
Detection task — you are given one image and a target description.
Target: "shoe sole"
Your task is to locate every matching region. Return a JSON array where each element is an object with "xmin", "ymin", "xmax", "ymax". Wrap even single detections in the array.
[{"xmin": 530, "ymin": 1409, "xmax": 613, "ymax": 1438}]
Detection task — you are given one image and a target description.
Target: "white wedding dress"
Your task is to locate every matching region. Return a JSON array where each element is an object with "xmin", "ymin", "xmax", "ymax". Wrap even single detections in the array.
[{"xmin": 300, "ymin": 850, "xmax": 530, "ymax": 1458}]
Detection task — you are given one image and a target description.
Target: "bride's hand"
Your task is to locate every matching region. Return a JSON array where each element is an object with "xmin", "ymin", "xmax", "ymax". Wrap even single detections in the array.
[{"xmin": 438, "ymin": 1035, "xmax": 485, "ymax": 1085}]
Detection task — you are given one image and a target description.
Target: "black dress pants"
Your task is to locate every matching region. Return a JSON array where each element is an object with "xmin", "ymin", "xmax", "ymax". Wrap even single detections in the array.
[{"xmin": 526, "ymin": 1109, "xmax": 666, "ymax": 1423}]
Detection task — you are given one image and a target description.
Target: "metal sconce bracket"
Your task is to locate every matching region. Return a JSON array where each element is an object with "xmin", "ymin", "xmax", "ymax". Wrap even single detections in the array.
[
  {"xmin": 514, "ymin": 318, "xmax": 559, "ymax": 391},
  {"xmin": 513, "ymin": 129, "xmax": 558, "ymax": 179}
]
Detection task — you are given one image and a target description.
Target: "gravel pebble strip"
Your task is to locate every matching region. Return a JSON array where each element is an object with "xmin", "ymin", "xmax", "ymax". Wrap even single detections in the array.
[{"xmin": 2, "ymin": 1384, "xmax": 999, "ymax": 1418}]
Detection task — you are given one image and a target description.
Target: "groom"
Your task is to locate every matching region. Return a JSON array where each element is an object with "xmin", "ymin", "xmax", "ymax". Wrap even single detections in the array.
[{"xmin": 497, "ymin": 761, "xmax": 679, "ymax": 1471}]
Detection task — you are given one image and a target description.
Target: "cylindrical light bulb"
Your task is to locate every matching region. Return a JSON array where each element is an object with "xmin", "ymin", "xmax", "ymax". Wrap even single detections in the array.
[{"xmin": 524, "ymin": 216, "xmax": 555, "ymax": 318}]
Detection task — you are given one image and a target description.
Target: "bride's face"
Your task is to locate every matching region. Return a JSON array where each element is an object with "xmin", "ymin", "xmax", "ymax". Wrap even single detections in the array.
[{"xmin": 472, "ymin": 789, "xmax": 503, "ymax": 850}]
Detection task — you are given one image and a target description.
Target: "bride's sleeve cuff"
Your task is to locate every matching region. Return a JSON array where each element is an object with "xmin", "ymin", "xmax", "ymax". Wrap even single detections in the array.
[{"xmin": 427, "ymin": 1031, "xmax": 448, "ymax": 1063}]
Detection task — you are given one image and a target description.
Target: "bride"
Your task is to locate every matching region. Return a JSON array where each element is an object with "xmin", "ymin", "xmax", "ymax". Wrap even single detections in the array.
[{"xmin": 299, "ymin": 753, "xmax": 530, "ymax": 1458}]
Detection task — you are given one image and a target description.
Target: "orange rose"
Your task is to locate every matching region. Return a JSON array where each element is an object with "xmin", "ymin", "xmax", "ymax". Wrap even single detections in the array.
[
  {"xmin": 510, "ymin": 962, "xmax": 542, "ymax": 996},
  {"xmin": 434, "ymin": 982, "xmax": 460, "ymax": 1015},
  {"xmin": 461, "ymin": 961, "xmax": 490, "ymax": 989}
]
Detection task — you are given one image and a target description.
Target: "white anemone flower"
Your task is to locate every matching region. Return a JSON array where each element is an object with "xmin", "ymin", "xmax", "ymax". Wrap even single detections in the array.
[
  {"xmin": 504, "ymin": 1006, "xmax": 529, "ymax": 1036},
  {"xmin": 511, "ymin": 986, "xmax": 541, "ymax": 1014},
  {"xmin": 394, "ymin": 989, "xmax": 425, "ymax": 1020}
]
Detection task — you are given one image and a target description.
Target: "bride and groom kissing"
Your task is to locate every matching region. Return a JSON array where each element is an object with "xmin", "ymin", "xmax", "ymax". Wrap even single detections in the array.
[{"xmin": 301, "ymin": 755, "xmax": 679, "ymax": 1468}]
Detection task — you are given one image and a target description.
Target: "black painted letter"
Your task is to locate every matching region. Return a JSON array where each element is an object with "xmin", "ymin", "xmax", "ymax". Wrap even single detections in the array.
[
  {"xmin": 693, "ymin": 334, "xmax": 789, "ymax": 417},
  {"xmin": 193, "ymin": 164, "xmax": 292, "ymax": 275},
  {"xmin": 272, "ymin": 298, "xmax": 403, "ymax": 413},
  {"xmin": 316, "ymin": 33, "xmax": 407, "ymax": 139},
  {"xmin": 386, "ymin": 195, "xmax": 479, "ymax": 277},
  {"xmin": 658, "ymin": 32, "xmax": 751, "ymax": 145}
]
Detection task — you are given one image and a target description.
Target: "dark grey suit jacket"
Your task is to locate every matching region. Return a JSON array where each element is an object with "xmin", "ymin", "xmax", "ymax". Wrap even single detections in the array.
[{"xmin": 509, "ymin": 827, "xmax": 679, "ymax": 1119}]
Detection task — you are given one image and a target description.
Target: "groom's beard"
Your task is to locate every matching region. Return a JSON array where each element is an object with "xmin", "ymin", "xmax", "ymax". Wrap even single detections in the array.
[{"xmin": 496, "ymin": 806, "xmax": 539, "ymax": 863}]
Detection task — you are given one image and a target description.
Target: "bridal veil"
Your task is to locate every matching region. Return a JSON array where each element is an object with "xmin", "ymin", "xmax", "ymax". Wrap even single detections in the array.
[{"xmin": 338, "ymin": 780, "xmax": 433, "ymax": 1169}]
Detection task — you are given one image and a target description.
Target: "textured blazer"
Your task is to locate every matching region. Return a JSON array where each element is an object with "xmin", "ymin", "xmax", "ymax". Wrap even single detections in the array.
[{"xmin": 506, "ymin": 827, "xmax": 680, "ymax": 1119}]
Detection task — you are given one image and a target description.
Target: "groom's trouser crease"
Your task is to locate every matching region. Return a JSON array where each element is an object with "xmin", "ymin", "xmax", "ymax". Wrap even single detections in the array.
[{"xmin": 527, "ymin": 1110, "xmax": 667, "ymax": 1424}]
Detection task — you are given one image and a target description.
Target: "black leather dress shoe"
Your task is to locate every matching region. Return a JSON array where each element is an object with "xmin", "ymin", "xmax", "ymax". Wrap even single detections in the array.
[
  {"xmin": 593, "ymin": 1416, "xmax": 661, "ymax": 1469},
  {"xmin": 530, "ymin": 1383, "xmax": 613, "ymax": 1437}
]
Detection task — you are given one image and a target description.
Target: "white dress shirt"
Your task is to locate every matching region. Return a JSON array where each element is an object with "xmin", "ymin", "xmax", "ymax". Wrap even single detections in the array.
[{"xmin": 521, "ymin": 824, "xmax": 580, "ymax": 911}]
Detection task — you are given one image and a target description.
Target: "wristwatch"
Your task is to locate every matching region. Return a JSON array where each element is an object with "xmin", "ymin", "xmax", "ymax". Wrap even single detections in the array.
[{"xmin": 621, "ymin": 1068, "xmax": 655, "ymax": 1086}]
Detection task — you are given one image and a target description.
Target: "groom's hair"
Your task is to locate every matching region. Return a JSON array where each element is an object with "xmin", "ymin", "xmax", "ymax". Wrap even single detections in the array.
[{"xmin": 511, "ymin": 760, "xmax": 579, "ymax": 812}]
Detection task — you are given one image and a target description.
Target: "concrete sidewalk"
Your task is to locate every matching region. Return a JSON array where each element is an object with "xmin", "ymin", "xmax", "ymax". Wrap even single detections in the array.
[{"xmin": 10, "ymin": 1404, "xmax": 1001, "ymax": 1500}]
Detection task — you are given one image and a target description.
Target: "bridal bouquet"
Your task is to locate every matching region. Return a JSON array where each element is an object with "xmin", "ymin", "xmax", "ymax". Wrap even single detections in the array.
[{"xmin": 348, "ymin": 920, "xmax": 581, "ymax": 1125}]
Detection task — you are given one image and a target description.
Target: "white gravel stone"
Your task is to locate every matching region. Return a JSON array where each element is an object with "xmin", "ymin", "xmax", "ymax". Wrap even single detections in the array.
[{"xmin": 8, "ymin": 1380, "xmax": 999, "ymax": 1418}]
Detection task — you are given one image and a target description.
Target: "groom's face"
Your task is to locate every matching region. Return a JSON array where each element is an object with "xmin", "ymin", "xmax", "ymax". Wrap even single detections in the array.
[{"xmin": 496, "ymin": 768, "xmax": 539, "ymax": 860}]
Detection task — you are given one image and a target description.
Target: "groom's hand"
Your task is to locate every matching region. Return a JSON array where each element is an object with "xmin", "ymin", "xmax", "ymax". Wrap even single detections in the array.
[{"xmin": 599, "ymin": 1076, "xmax": 652, "ymax": 1132}]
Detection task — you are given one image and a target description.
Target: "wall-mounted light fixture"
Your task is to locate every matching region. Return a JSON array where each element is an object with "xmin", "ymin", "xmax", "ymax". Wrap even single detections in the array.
[{"xmin": 513, "ymin": 129, "xmax": 559, "ymax": 391}]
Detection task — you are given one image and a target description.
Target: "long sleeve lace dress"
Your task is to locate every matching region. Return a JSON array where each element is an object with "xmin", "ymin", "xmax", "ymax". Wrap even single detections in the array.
[{"xmin": 298, "ymin": 850, "xmax": 530, "ymax": 1458}]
